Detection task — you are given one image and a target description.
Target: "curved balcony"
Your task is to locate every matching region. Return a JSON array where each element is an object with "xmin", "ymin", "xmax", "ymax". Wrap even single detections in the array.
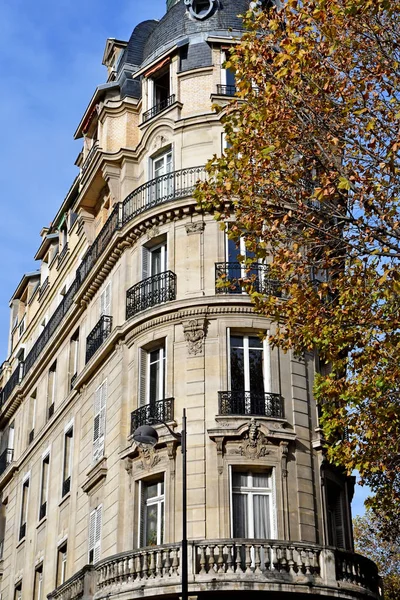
[
  {"xmin": 122, "ymin": 166, "xmax": 207, "ymax": 226},
  {"xmin": 215, "ymin": 262, "xmax": 282, "ymax": 296},
  {"xmin": 47, "ymin": 540, "xmax": 381, "ymax": 600},
  {"xmin": 130, "ymin": 398, "xmax": 174, "ymax": 434},
  {"xmin": 1, "ymin": 168, "xmax": 204, "ymax": 408},
  {"xmin": 219, "ymin": 391, "xmax": 284, "ymax": 419},
  {"xmin": 126, "ymin": 271, "xmax": 177, "ymax": 319}
]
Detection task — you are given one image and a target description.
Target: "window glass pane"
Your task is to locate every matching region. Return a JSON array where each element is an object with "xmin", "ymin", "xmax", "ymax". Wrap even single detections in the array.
[
  {"xmin": 232, "ymin": 472, "xmax": 248, "ymax": 488},
  {"xmin": 249, "ymin": 348, "xmax": 264, "ymax": 394},
  {"xmin": 231, "ymin": 346, "xmax": 244, "ymax": 391},
  {"xmin": 145, "ymin": 504, "xmax": 159, "ymax": 545},
  {"xmin": 145, "ymin": 482, "xmax": 159, "ymax": 500},
  {"xmin": 233, "ymin": 493, "xmax": 248, "ymax": 537},
  {"xmin": 253, "ymin": 473, "xmax": 270, "ymax": 488},
  {"xmin": 253, "ymin": 495, "xmax": 270, "ymax": 538},
  {"xmin": 149, "ymin": 359, "xmax": 160, "ymax": 403},
  {"xmin": 248, "ymin": 336, "xmax": 262, "ymax": 349}
]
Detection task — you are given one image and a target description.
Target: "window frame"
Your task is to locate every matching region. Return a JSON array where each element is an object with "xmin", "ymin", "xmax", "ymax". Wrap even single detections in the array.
[
  {"xmin": 93, "ymin": 380, "xmax": 107, "ymax": 463},
  {"xmin": 56, "ymin": 540, "xmax": 68, "ymax": 587},
  {"xmin": 33, "ymin": 563, "xmax": 43, "ymax": 600},
  {"xmin": 38, "ymin": 449, "xmax": 50, "ymax": 521},
  {"xmin": 46, "ymin": 361, "xmax": 57, "ymax": 419},
  {"xmin": 227, "ymin": 329, "xmax": 271, "ymax": 396},
  {"xmin": 19, "ymin": 473, "xmax": 30, "ymax": 541},
  {"xmin": 139, "ymin": 341, "xmax": 167, "ymax": 407},
  {"xmin": 138, "ymin": 477, "xmax": 165, "ymax": 547},
  {"xmin": 61, "ymin": 422, "xmax": 74, "ymax": 498},
  {"xmin": 229, "ymin": 467, "xmax": 277, "ymax": 539}
]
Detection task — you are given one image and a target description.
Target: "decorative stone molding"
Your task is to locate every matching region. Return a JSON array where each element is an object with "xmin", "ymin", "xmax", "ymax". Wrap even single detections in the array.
[
  {"xmin": 82, "ymin": 457, "xmax": 108, "ymax": 494},
  {"xmin": 182, "ymin": 317, "xmax": 208, "ymax": 355},
  {"xmin": 136, "ymin": 445, "xmax": 161, "ymax": 471},
  {"xmin": 185, "ymin": 221, "xmax": 205, "ymax": 235},
  {"xmin": 147, "ymin": 224, "xmax": 160, "ymax": 240},
  {"xmin": 228, "ymin": 419, "xmax": 270, "ymax": 459},
  {"xmin": 280, "ymin": 441, "xmax": 289, "ymax": 477}
]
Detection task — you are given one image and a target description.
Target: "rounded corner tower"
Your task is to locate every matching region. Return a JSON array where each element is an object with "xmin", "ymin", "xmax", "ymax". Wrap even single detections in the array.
[{"xmin": 0, "ymin": 1, "xmax": 381, "ymax": 600}]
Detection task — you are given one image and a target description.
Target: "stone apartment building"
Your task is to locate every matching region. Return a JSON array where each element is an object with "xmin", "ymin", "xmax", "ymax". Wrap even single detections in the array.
[{"xmin": 0, "ymin": 1, "xmax": 381, "ymax": 599}]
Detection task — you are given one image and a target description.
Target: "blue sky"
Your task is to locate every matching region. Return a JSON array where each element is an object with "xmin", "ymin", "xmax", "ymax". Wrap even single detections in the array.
[{"xmin": 0, "ymin": 0, "xmax": 369, "ymax": 517}]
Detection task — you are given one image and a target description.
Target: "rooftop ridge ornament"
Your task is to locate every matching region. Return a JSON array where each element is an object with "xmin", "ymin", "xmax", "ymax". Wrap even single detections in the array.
[{"xmin": 185, "ymin": 0, "xmax": 217, "ymax": 20}]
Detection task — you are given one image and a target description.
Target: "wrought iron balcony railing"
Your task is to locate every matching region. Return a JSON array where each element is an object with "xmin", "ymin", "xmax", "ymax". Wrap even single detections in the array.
[
  {"xmin": 126, "ymin": 271, "xmax": 177, "ymax": 319},
  {"xmin": 0, "ymin": 363, "xmax": 23, "ymax": 406},
  {"xmin": 38, "ymin": 276, "xmax": 49, "ymax": 299},
  {"xmin": 19, "ymin": 522, "xmax": 26, "ymax": 541},
  {"xmin": 70, "ymin": 373, "xmax": 77, "ymax": 390},
  {"xmin": 122, "ymin": 166, "xmax": 207, "ymax": 226},
  {"xmin": 81, "ymin": 142, "xmax": 99, "ymax": 174},
  {"xmin": 216, "ymin": 84, "xmax": 237, "ymax": 96},
  {"xmin": 215, "ymin": 262, "xmax": 282, "ymax": 296},
  {"xmin": 142, "ymin": 94, "xmax": 175, "ymax": 123},
  {"xmin": 48, "ymin": 403, "xmax": 55, "ymax": 420},
  {"xmin": 219, "ymin": 391, "xmax": 284, "ymax": 419},
  {"xmin": 0, "ymin": 167, "xmax": 206, "ymax": 408},
  {"xmin": 86, "ymin": 315, "xmax": 112, "ymax": 364},
  {"xmin": 0, "ymin": 448, "xmax": 13, "ymax": 476},
  {"xmin": 130, "ymin": 398, "xmax": 174, "ymax": 435},
  {"xmin": 57, "ymin": 243, "xmax": 69, "ymax": 265}
]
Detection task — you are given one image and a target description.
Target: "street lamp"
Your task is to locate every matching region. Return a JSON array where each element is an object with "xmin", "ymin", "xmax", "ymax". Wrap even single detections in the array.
[{"xmin": 133, "ymin": 408, "xmax": 188, "ymax": 600}]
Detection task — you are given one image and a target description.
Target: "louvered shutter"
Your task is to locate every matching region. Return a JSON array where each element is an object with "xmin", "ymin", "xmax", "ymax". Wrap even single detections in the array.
[
  {"xmin": 142, "ymin": 247, "xmax": 150, "ymax": 279},
  {"xmin": 100, "ymin": 283, "xmax": 111, "ymax": 316},
  {"xmin": 88, "ymin": 509, "xmax": 96, "ymax": 563},
  {"xmin": 139, "ymin": 349, "xmax": 148, "ymax": 407},
  {"xmin": 94, "ymin": 506, "xmax": 102, "ymax": 563},
  {"xmin": 93, "ymin": 381, "xmax": 107, "ymax": 462},
  {"xmin": 89, "ymin": 506, "xmax": 102, "ymax": 563}
]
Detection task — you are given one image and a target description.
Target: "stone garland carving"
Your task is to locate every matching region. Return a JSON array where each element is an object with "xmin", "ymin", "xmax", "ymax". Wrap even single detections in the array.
[
  {"xmin": 182, "ymin": 318, "xmax": 208, "ymax": 355},
  {"xmin": 280, "ymin": 441, "xmax": 289, "ymax": 478},
  {"xmin": 185, "ymin": 222, "xmax": 205, "ymax": 235},
  {"xmin": 147, "ymin": 224, "xmax": 160, "ymax": 240}
]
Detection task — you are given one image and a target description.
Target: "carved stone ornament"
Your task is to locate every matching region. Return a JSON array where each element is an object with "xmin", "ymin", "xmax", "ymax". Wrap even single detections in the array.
[
  {"xmin": 185, "ymin": 0, "xmax": 217, "ymax": 20},
  {"xmin": 136, "ymin": 444, "xmax": 161, "ymax": 471},
  {"xmin": 183, "ymin": 318, "xmax": 207, "ymax": 355},
  {"xmin": 230, "ymin": 419, "xmax": 270, "ymax": 459},
  {"xmin": 152, "ymin": 135, "xmax": 167, "ymax": 152},
  {"xmin": 147, "ymin": 224, "xmax": 160, "ymax": 240},
  {"xmin": 185, "ymin": 222, "xmax": 205, "ymax": 235}
]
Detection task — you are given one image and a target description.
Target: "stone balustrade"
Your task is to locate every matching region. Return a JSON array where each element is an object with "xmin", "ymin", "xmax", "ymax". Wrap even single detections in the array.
[{"xmin": 47, "ymin": 540, "xmax": 382, "ymax": 600}]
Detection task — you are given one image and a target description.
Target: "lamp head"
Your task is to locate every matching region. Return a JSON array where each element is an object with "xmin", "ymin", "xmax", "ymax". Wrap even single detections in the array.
[{"xmin": 133, "ymin": 424, "xmax": 159, "ymax": 447}]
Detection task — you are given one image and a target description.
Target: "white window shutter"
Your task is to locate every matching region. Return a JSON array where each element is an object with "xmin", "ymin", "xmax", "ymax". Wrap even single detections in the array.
[
  {"xmin": 142, "ymin": 247, "xmax": 150, "ymax": 280},
  {"xmin": 100, "ymin": 282, "xmax": 111, "ymax": 317},
  {"xmin": 139, "ymin": 348, "xmax": 148, "ymax": 407},
  {"xmin": 93, "ymin": 381, "xmax": 107, "ymax": 462},
  {"xmin": 89, "ymin": 505, "xmax": 102, "ymax": 563},
  {"xmin": 94, "ymin": 505, "xmax": 102, "ymax": 563}
]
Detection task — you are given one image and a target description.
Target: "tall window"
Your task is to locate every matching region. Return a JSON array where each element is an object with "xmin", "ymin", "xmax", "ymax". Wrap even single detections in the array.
[
  {"xmin": 33, "ymin": 564, "xmax": 43, "ymax": 600},
  {"xmin": 326, "ymin": 479, "xmax": 349, "ymax": 549},
  {"xmin": 28, "ymin": 390, "xmax": 36, "ymax": 444},
  {"xmin": 56, "ymin": 541, "xmax": 68, "ymax": 586},
  {"xmin": 100, "ymin": 282, "xmax": 111, "ymax": 317},
  {"xmin": 228, "ymin": 332, "xmax": 271, "ymax": 414},
  {"xmin": 69, "ymin": 329, "xmax": 79, "ymax": 389},
  {"xmin": 39, "ymin": 454, "xmax": 50, "ymax": 520},
  {"xmin": 221, "ymin": 49, "xmax": 236, "ymax": 91},
  {"xmin": 47, "ymin": 361, "xmax": 57, "ymax": 419},
  {"xmin": 88, "ymin": 506, "xmax": 102, "ymax": 564},
  {"xmin": 231, "ymin": 471, "xmax": 275, "ymax": 538},
  {"xmin": 152, "ymin": 150, "xmax": 172, "ymax": 200},
  {"xmin": 93, "ymin": 381, "xmax": 107, "ymax": 462},
  {"xmin": 139, "ymin": 478, "xmax": 164, "ymax": 546},
  {"xmin": 139, "ymin": 343, "xmax": 166, "ymax": 407},
  {"xmin": 14, "ymin": 582, "xmax": 22, "ymax": 600},
  {"xmin": 62, "ymin": 427, "xmax": 73, "ymax": 497},
  {"xmin": 19, "ymin": 477, "xmax": 29, "ymax": 540}
]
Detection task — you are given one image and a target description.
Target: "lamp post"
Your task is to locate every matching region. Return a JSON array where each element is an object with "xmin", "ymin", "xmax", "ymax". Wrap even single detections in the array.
[{"xmin": 133, "ymin": 408, "xmax": 188, "ymax": 600}]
